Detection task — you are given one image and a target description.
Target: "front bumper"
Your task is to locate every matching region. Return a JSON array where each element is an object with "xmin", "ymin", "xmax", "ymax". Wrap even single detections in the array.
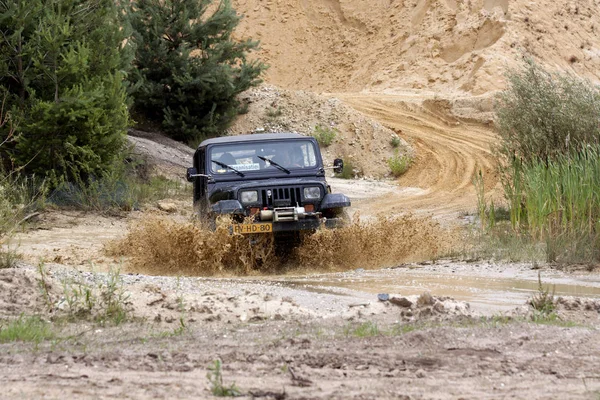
[{"xmin": 271, "ymin": 217, "xmax": 346, "ymax": 232}]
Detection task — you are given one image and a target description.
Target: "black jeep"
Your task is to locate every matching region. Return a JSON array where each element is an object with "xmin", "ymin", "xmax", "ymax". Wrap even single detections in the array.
[{"xmin": 186, "ymin": 132, "xmax": 351, "ymax": 235}]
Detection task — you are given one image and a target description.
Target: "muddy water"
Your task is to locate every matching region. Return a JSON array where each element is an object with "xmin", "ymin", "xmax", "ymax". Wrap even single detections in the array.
[{"xmin": 252, "ymin": 265, "xmax": 600, "ymax": 311}]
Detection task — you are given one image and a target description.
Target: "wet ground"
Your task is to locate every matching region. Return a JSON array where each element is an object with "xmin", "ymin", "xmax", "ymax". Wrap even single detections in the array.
[{"xmin": 235, "ymin": 261, "xmax": 600, "ymax": 312}]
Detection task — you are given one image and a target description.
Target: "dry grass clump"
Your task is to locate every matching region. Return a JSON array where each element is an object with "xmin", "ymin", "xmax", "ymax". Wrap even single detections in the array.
[
  {"xmin": 296, "ymin": 214, "xmax": 445, "ymax": 271},
  {"xmin": 109, "ymin": 217, "xmax": 277, "ymax": 276}
]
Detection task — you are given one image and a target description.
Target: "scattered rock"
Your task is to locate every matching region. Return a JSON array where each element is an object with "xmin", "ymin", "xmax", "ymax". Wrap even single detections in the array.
[{"xmin": 390, "ymin": 297, "xmax": 413, "ymax": 308}]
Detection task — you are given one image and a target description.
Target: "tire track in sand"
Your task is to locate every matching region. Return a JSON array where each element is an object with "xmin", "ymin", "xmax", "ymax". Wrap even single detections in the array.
[{"xmin": 337, "ymin": 93, "xmax": 501, "ymax": 220}]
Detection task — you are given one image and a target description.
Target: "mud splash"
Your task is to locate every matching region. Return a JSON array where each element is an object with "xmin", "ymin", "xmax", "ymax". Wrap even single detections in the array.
[
  {"xmin": 296, "ymin": 214, "xmax": 448, "ymax": 271},
  {"xmin": 108, "ymin": 217, "xmax": 278, "ymax": 276},
  {"xmin": 110, "ymin": 214, "xmax": 449, "ymax": 276}
]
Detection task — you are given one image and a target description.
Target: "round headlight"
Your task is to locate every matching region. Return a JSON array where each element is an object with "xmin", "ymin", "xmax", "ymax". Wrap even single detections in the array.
[
  {"xmin": 240, "ymin": 190, "xmax": 258, "ymax": 204},
  {"xmin": 303, "ymin": 187, "xmax": 321, "ymax": 200}
]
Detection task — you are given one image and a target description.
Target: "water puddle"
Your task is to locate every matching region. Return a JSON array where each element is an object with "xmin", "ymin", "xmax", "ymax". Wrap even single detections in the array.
[{"xmin": 251, "ymin": 267, "xmax": 600, "ymax": 311}]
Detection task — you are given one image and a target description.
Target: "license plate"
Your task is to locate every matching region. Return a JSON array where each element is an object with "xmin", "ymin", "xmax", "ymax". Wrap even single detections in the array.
[{"xmin": 232, "ymin": 222, "xmax": 273, "ymax": 234}]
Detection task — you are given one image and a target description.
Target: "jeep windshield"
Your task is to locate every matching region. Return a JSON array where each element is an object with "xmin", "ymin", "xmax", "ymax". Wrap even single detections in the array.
[{"xmin": 208, "ymin": 139, "xmax": 319, "ymax": 175}]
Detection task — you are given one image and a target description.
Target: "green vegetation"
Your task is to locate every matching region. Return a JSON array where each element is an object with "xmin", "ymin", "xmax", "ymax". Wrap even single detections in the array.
[
  {"xmin": 387, "ymin": 150, "xmax": 412, "ymax": 177},
  {"xmin": 529, "ymin": 271, "xmax": 556, "ymax": 315},
  {"xmin": 473, "ymin": 59, "xmax": 600, "ymax": 264},
  {"xmin": 344, "ymin": 321, "xmax": 380, "ymax": 337},
  {"xmin": 503, "ymin": 148, "xmax": 600, "ymax": 262},
  {"xmin": 39, "ymin": 263, "xmax": 131, "ymax": 325},
  {"xmin": 98, "ymin": 268, "xmax": 130, "ymax": 325},
  {"xmin": 265, "ymin": 106, "xmax": 283, "ymax": 120},
  {"xmin": 0, "ymin": 315, "xmax": 54, "ymax": 344},
  {"xmin": 128, "ymin": 0, "xmax": 266, "ymax": 143},
  {"xmin": 496, "ymin": 59, "xmax": 600, "ymax": 164},
  {"xmin": 390, "ymin": 135, "xmax": 401, "ymax": 148},
  {"xmin": 50, "ymin": 169, "xmax": 188, "ymax": 212},
  {"xmin": 0, "ymin": 99, "xmax": 48, "ymax": 237},
  {"xmin": 313, "ymin": 125, "xmax": 337, "ymax": 147},
  {"xmin": 0, "ymin": 245, "xmax": 19, "ymax": 269},
  {"xmin": 68, "ymin": 267, "xmax": 130, "ymax": 325},
  {"xmin": 0, "ymin": 0, "xmax": 131, "ymax": 183},
  {"xmin": 207, "ymin": 359, "xmax": 241, "ymax": 397},
  {"xmin": 0, "ymin": 174, "xmax": 47, "ymax": 235}
]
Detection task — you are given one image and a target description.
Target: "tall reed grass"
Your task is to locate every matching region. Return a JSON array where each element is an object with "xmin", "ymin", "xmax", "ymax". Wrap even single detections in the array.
[{"xmin": 501, "ymin": 146, "xmax": 600, "ymax": 262}]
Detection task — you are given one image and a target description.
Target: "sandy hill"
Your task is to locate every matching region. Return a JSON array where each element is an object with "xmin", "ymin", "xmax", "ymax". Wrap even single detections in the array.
[{"xmin": 233, "ymin": 0, "xmax": 600, "ymax": 95}]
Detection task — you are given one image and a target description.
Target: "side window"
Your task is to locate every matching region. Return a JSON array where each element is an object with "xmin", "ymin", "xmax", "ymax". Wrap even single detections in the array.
[{"xmin": 303, "ymin": 143, "xmax": 317, "ymax": 167}]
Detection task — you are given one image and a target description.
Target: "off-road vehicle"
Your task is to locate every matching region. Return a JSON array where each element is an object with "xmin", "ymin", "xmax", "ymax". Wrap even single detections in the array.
[{"xmin": 186, "ymin": 132, "xmax": 351, "ymax": 235}]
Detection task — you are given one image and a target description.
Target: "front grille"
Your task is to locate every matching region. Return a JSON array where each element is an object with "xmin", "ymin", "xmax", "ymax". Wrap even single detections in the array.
[{"xmin": 261, "ymin": 187, "xmax": 302, "ymax": 208}]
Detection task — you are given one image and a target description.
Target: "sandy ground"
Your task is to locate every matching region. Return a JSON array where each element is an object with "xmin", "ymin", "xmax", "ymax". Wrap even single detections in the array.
[{"xmin": 1, "ymin": 264, "xmax": 600, "ymax": 399}]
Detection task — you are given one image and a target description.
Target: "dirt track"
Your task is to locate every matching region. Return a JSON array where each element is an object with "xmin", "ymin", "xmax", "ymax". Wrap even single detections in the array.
[{"xmin": 337, "ymin": 93, "xmax": 500, "ymax": 219}]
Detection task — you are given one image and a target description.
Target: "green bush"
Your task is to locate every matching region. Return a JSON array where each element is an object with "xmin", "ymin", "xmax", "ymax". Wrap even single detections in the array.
[
  {"xmin": 265, "ymin": 107, "xmax": 283, "ymax": 119},
  {"xmin": 502, "ymin": 146, "xmax": 600, "ymax": 262},
  {"xmin": 0, "ymin": 246, "xmax": 19, "ymax": 269},
  {"xmin": 313, "ymin": 125, "xmax": 337, "ymax": 147},
  {"xmin": 0, "ymin": 315, "xmax": 54, "ymax": 344},
  {"xmin": 207, "ymin": 359, "xmax": 241, "ymax": 397},
  {"xmin": 390, "ymin": 135, "xmax": 401, "ymax": 148},
  {"xmin": 0, "ymin": 174, "xmax": 47, "ymax": 236},
  {"xmin": 495, "ymin": 59, "xmax": 600, "ymax": 163},
  {"xmin": 387, "ymin": 151, "xmax": 412, "ymax": 177}
]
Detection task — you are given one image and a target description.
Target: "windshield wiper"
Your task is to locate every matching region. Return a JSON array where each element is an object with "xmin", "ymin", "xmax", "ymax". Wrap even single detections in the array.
[
  {"xmin": 211, "ymin": 160, "xmax": 245, "ymax": 177},
  {"xmin": 257, "ymin": 156, "xmax": 290, "ymax": 174}
]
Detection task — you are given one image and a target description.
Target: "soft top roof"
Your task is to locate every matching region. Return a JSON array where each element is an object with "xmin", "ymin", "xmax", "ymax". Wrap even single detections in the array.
[{"xmin": 197, "ymin": 132, "xmax": 307, "ymax": 149}]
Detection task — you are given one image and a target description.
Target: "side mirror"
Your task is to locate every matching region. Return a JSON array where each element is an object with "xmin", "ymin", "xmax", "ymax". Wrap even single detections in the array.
[
  {"xmin": 186, "ymin": 167, "xmax": 198, "ymax": 182},
  {"xmin": 333, "ymin": 159, "xmax": 344, "ymax": 174}
]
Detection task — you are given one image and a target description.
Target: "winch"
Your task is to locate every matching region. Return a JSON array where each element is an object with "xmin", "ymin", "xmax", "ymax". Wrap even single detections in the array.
[{"xmin": 260, "ymin": 207, "xmax": 318, "ymax": 222}]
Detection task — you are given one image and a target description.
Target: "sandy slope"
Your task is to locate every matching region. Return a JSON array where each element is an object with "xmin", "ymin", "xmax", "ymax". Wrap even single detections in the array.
[{"xmin": 233, "ymin": 0, "xmax": 600, "ymax": 95}]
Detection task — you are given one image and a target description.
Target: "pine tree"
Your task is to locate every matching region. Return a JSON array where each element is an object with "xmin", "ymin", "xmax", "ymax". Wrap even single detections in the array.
[
  {"xmin": 128, "ymin": 0, "xmax": 266, "ymax": 142},
  {"xmin": 0, "ymin": 0, "xmax": 131, "ymax": 182}
]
